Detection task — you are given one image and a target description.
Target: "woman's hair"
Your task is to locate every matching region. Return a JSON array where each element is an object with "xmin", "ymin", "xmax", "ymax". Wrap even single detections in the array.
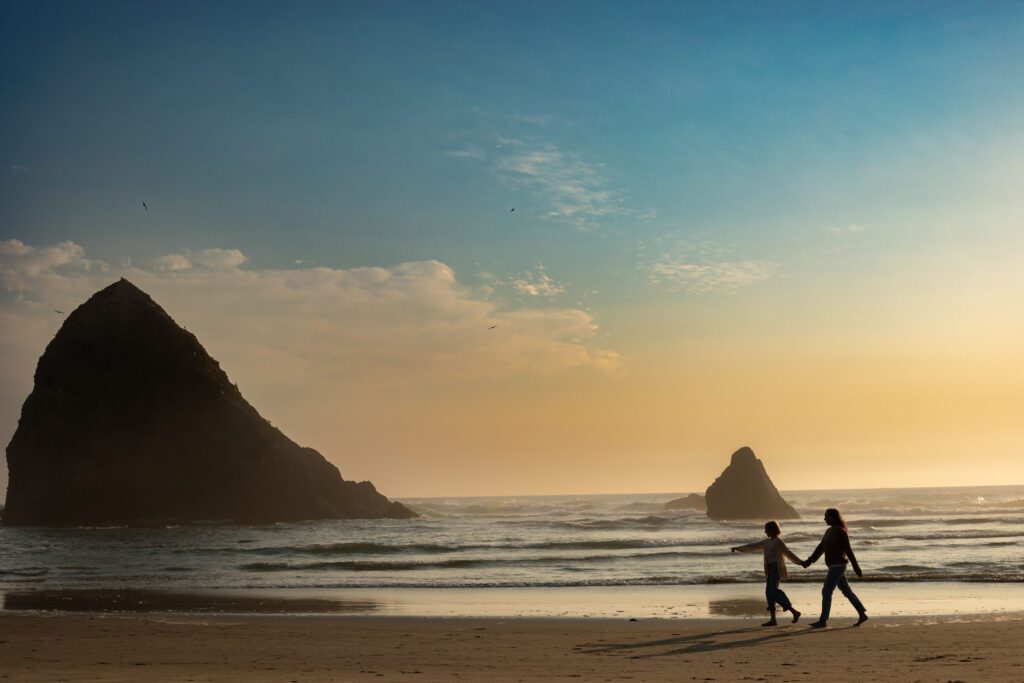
[
  {"xmin": 824, "ymin": 508, "xmax": 848, "ymax": 533},
  {"xmin": 764, "ymin": 520, "xmax": 781, "ymax": 537}
]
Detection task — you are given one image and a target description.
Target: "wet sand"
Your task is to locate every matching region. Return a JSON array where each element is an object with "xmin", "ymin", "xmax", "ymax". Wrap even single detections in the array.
[{"xmin": 1, "ymin": 611, "xmax": 1022, "ymax": 682}]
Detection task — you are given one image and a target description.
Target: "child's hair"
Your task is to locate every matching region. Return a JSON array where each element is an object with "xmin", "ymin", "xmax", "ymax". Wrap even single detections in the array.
[
  {"xmin": 824, "ymin": 508, "xmax": 848, "ymax": 533},
  {"xmin": 764, "ymin": 520, "xmax": 781, "ymax": 537}
]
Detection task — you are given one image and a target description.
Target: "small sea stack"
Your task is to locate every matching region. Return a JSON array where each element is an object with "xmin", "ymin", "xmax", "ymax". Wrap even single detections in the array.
[
  {"xmin": 2, "ymin": 279, "xmax": 416, "ymax": 525},
  {"xmin": 704, "ymin": 447, "xmax": 799, "ymax": 520},
  {"xmin": 663, "ymin": 493, "xmax": 706, "ymax": 511}
]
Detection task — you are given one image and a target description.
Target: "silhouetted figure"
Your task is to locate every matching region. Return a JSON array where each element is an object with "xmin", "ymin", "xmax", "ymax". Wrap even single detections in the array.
[
  {"xmin": 802, "ymin": 508, "xmax": 867, "ymax": 628},
  {"xmin": 731, "ymin": 520, "xmax": 803, "ymax": 626}
]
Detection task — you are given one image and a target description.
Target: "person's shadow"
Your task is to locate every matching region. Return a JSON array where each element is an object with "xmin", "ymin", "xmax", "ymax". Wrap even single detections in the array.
[{"xmin": 580, "ymin": 622, "xmax": 860, "ymax": 659}]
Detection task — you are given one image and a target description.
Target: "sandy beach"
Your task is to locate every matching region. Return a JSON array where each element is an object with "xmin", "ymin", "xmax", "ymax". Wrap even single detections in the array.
[{"xmin": 2, "ymin": 612, "xmax": 1022, "ymax": 682}]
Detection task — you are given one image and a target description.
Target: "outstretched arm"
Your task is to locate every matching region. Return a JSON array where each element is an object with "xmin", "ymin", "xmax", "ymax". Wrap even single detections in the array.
[
  {"xmin": 777, "ymin": 539, "xmax": 803, "ymax": 565},
  {"xmin": 730, "ymin": 539, "xmax": 766, "ymax": 553}
]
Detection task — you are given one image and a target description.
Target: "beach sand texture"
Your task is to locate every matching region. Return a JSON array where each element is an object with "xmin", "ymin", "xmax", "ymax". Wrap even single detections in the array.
[{"xmin": 2, "ymin": 613, "xmax": 1022, "ymax": 682}]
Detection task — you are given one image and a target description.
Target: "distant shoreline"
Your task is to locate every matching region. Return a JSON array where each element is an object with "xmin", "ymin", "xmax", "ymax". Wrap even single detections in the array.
[{"xmin": 395, "ymin": 482, "xmax": 1024, "ymax": 500}]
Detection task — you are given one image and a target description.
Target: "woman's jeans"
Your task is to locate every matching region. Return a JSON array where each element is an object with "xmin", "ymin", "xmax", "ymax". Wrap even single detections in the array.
[
  {"xmin": 821, "ymin": 563, "xmax": 866, "ymax": 620},
  {"xmin": 765, "ymin": 563, "xmax": 792, "ymax": 611}
]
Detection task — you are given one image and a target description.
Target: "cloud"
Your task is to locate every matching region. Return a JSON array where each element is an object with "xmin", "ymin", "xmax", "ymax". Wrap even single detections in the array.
[
  {"xmin": 445, "ymin": 116, "xmax": 652, "ymax": 231},
  {"xmin": 152, "ymin": 248, "xmax": 247, "ymax": 271},
  {"xmin": 647, "ymin": 238, "xmax": 779, "ymax": 293},
  {"xmin": 154, "ymin": 254, "xmax": 192, "ymax": 271},
  {"xmin": 0, "ymin": 240, "xmax": 621, "ymax": 391},
  {"xmin": 508, "ymin": 265, "xmax": 566, "ymax": 298},
  {"xmin": 0, "ymin": 239, "xmax": 106, "ymax": 297},
  {"xmin": 495, "ymin": 146, "xmax": 619, "ymax": 230}
]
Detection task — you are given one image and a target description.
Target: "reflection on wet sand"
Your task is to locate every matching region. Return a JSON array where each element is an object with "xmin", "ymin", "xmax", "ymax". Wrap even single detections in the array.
[
  {"xmin": 708, "ymin": 597, "xmax": 768, "ymax": 617},
  {"xmin": 1, "ymin": 589, "xmax": 379, "ymax": 614}
]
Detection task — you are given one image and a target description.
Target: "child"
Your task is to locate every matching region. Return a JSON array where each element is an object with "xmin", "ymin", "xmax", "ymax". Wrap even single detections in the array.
[{"xmin": 731, "ymin": 521, "xmax": 803, "ymax": 626}]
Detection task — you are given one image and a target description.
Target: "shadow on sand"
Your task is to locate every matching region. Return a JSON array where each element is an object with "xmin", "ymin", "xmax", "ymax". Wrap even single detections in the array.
[{"xmin": 581, "ymin": 622, "xmax": 862, "ymax": 658}]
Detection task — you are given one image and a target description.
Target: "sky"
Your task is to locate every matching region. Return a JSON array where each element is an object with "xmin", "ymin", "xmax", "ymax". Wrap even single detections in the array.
[{"xmin": 2, "ymin": 1, "xmax": 1023, "ymax": 498}]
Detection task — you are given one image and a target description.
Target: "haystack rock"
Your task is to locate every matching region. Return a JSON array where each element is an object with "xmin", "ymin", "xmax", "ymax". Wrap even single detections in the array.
[
  {"xmin": 663, "ymin": 493, "xmax": 707, "ymax": 511},
  {"xmin": 2, "ymin": 279, "xmax": 416, "ymax": 525},
  {"xmin": 704, "ymin": 447, "xmax": 798, "ymax": 520}
]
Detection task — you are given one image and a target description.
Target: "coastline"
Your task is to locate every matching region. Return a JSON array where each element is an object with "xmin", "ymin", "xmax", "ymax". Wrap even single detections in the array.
[
  {"xmin": 4, "ymin": 582, "xmax": 1022, "ymax": 619},
  {"xmin": 2, "ymin": 611, "xmax": 1022, "ymax": 681}
]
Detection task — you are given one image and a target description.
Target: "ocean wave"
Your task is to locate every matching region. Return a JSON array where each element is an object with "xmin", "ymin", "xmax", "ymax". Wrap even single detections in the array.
[
  {"xmin": 223, "ymin": 572, "xmax": 1024, "ymax": 590},
  {"xmin": 940, "ymin": 516, "xmax": 1024, "ymax": 525},
  {"xmin": 404, "ymin": 499, "xmax": 599, "ymax": 519},
  {"xmin": 243, "ymin": 542, "xmax": 458, "ymax": 556},
  {"xmin": 0, "ymin": 568, "xmax": 50, "ymax": 577},
  {"xmin": 237, "ymin": 538, "xmax": 730, "ymax": 557},
  {"xmin": 864, "ymin": 530, "xmax": 1024, "ymax": 542},
  {"xmin": 551, "ymin": 515, "xmax": 679, "ymax": 529},
  {"xmin": 237, "ymin": 549, "xmax": 726, "ymax": 573},
  {"xmin": 875, "ymin": 564, "xmax": 935, "ymax": 573},
  {"xmin": 848, "ymin": 519, "xmax": 924, "ymax": 529}
]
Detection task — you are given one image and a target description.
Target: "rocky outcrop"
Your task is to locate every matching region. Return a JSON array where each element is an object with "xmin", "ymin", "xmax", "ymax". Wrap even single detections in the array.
[
  {"xmin": 664, "ymin": 493, "xmax": 706, "ymax": 511},
  {"xmin": 2, "ymin": 279, "xmax": 416, "ymax": 525},
  {"xmin": 704, "ymin": 447, "xmax": 798, "ymax": 520}
]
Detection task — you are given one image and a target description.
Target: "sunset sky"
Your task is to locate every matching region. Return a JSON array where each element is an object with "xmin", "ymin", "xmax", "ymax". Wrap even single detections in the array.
[{"xmin": 2, "ymin": 2, "xmax": 1023, "ymax": 497}]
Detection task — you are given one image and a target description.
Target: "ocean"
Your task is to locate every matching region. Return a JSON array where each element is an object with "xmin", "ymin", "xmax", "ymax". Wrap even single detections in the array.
[
  {"xmin": 2, "ymin": 485, "xmax": 1022, "ymax": 617},
  {"xmin": 0, "ymin": 485, "xmax": 1015, "ymax": 618}
]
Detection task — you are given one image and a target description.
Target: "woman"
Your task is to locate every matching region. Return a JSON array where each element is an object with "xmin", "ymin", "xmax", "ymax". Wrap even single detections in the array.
[
  {"xmin": 802, "ymin": 507, "xmax": 867, "ymax": 628},
  {"xmin": 731, "ymin": 521, "xmax": 803, "ymax": 626}
]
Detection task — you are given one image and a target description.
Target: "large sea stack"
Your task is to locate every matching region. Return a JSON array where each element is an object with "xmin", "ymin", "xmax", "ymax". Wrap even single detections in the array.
[
  {"xmin": 704, "ymin": 447, "xmax": 799, "ymax": 520},
  {"xmin": 2, "ymin": 279, "xmax": 416, "ymax": 525}
]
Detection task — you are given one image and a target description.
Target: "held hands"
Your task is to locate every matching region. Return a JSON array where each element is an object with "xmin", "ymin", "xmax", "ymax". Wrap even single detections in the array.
[{"xmin": 800, "ymin": 559, "xmax": 810, "ymax": 569}]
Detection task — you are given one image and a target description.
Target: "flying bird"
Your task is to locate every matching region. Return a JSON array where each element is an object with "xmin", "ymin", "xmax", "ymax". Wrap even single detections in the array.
[
  {"xmin": 54, "ymin": 310, "xmax": 64, "ymax": 315},
  {"xmin": 510, "ymin": 207, "xmax": 515, "ymax": 212},
  {"xmin": 489, "ymin": 325, "xmax": 498, "ymax": 330},
  {"xmin": 142, "ymin": 201, "xmax": 148, "ymax": 211}
]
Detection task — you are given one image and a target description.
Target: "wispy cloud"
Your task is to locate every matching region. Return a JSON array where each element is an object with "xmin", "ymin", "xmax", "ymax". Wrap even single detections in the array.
[
  {"xmin": 828, "ymin": 224, "xmax": 869, "ymax": 235},
  {"xmin": 446, "ymin": 115, "xmax": 651, "ymax": 231},
  {"xmin": 495, "ymin": 146, "xmax": 619, "ymax": 229},
  {"xmin": 443, "ymin": 144, "xmax": 486, "ymax": 161},
  {"xmin": 509, "ymin": 114, "xmax": 552, "ymax": 127},
  {"xmin": 824, "ymin": 223, "xmax": 871, "ymax": 254},
  {"xmin": 508, "ymin": 265, "xmax": 567, "ymax": 298},
  {"xmin": 7, "ymin": 165, "xmax": 59, "ymax": 178},
  {"xmin": 647, "ymin": 237, "xmax": 779, "ymax": 293}
]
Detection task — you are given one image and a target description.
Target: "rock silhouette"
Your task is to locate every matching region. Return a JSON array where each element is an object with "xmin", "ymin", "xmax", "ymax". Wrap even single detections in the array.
[
  {"xmin": 2, "ymin": 279, "xmax": 416, "ymax": 525},
  {"xmin": 704, "ymin": 447, "xmax": 798, "ymax": 520},
  {"xmin": 664, "ymin": 493, "xmax": 707, "ymax": 511}
]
